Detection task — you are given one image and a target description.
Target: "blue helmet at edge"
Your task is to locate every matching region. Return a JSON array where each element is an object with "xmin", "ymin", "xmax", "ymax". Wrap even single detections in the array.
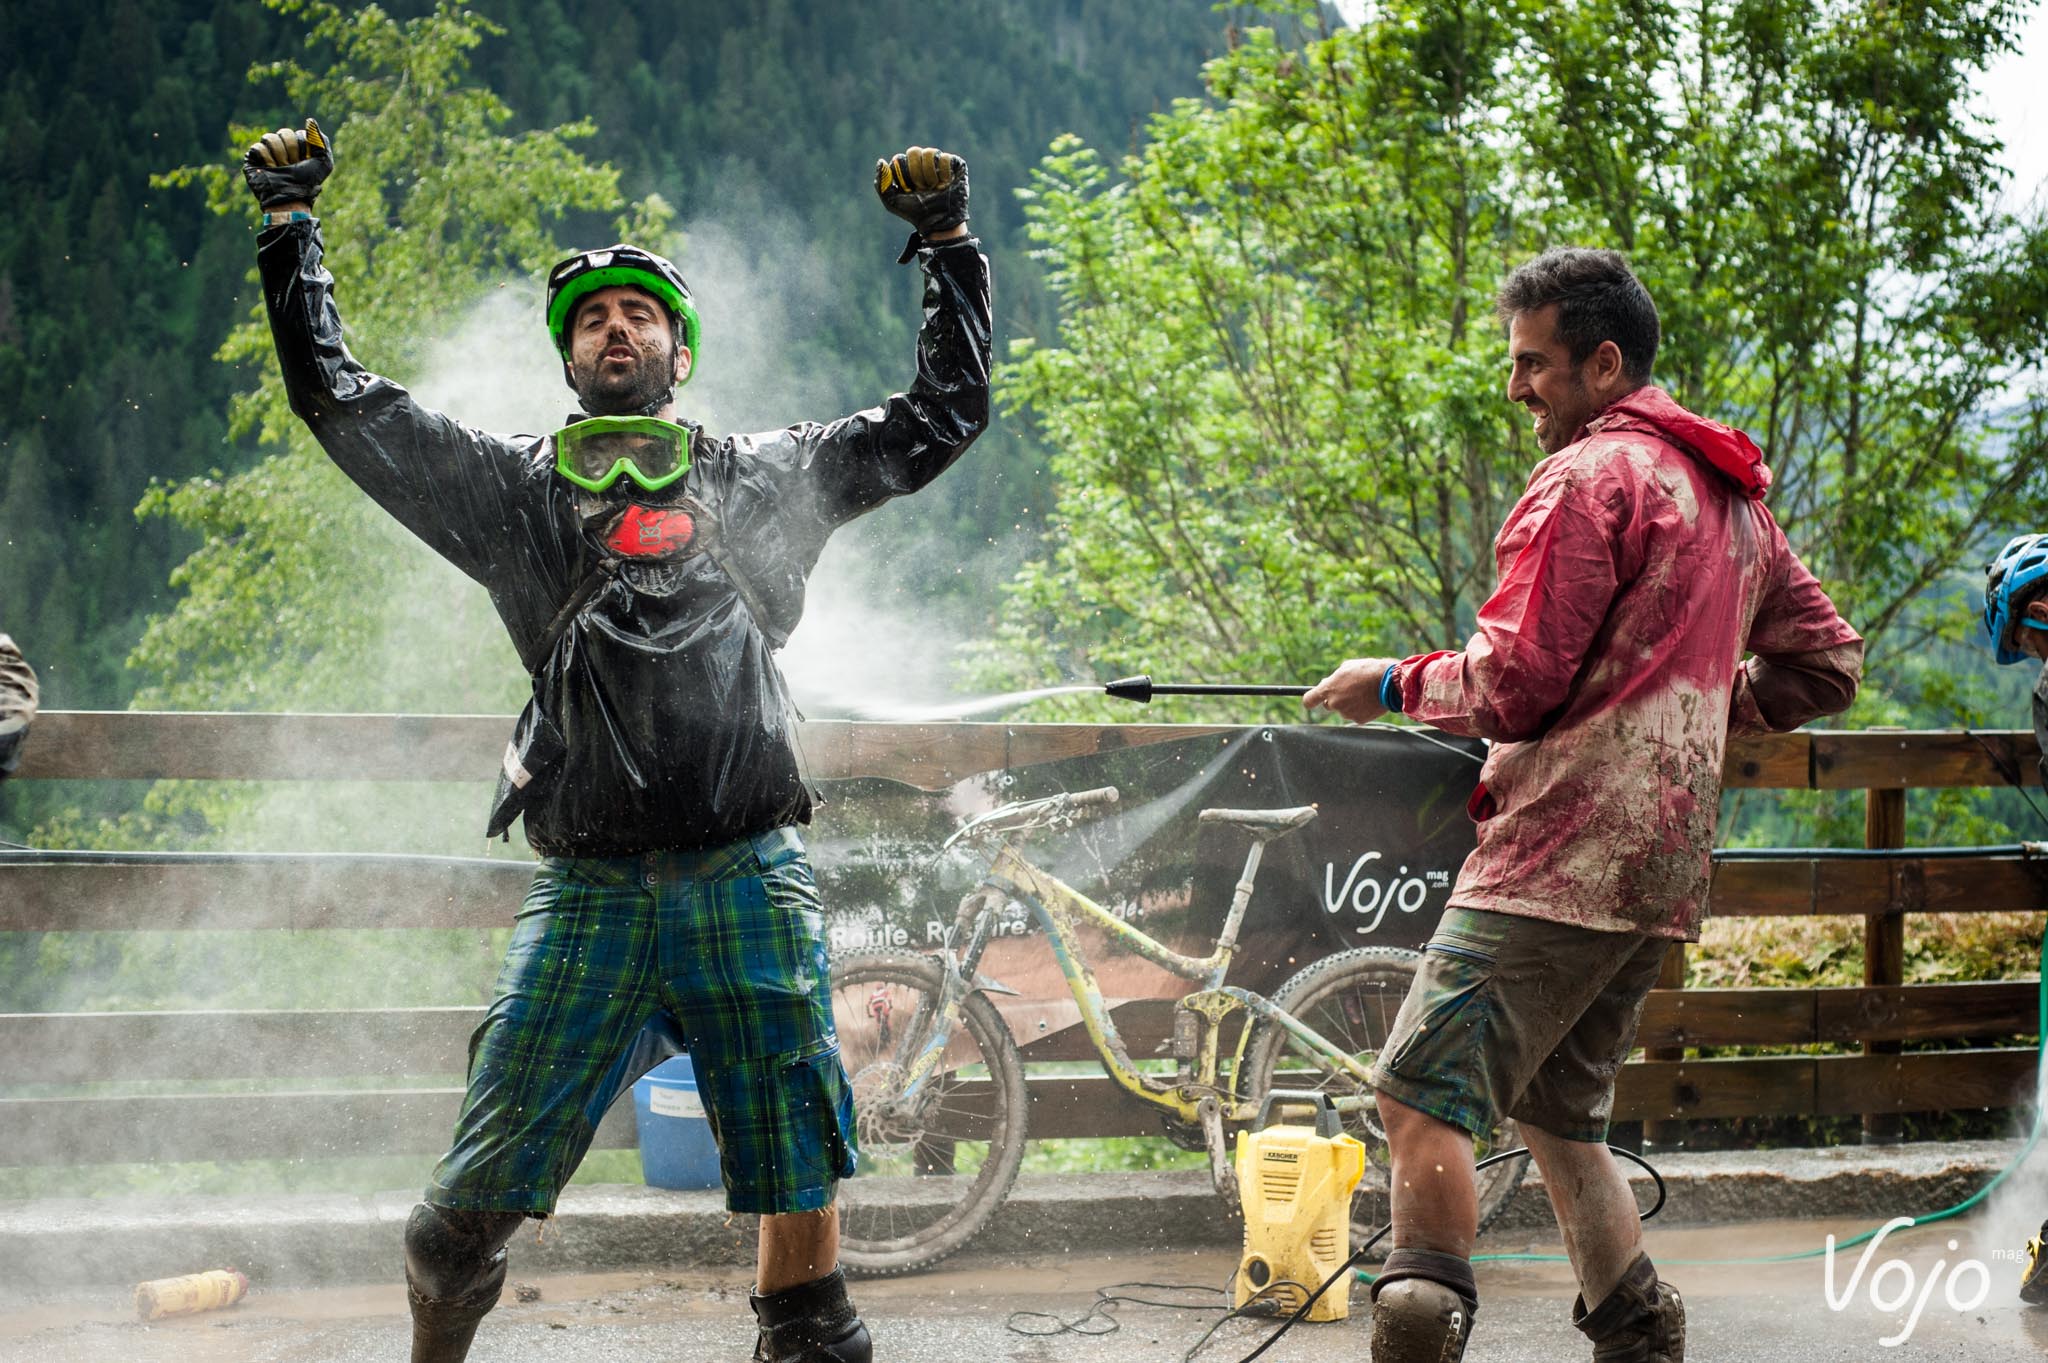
[{"xmin": 1984, "ymin": 533, "xmax": 2048, "ymax": 665}]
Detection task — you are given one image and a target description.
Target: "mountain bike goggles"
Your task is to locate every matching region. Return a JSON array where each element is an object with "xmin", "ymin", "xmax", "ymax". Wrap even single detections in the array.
[{"xmin": 552, "ymin": 416, "xmax": 691, "ymax": 493}]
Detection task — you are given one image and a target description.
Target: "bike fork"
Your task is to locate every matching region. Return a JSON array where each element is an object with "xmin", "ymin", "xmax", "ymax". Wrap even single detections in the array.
[
  {"xmin": 1197, "ymin": 1095, "xmax": 1238, "ymax": 1204},
  {"xmin": 892, "ymin": 964, "xmax": 974, "ymax": 1115}
]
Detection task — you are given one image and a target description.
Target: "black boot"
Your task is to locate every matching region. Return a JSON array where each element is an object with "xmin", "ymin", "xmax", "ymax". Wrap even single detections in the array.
[
  {"xmin": 407, "ymin": 1269, "xmax": 506, "ymax": 1363},
  {"xmin": 750, "ymin": 1267, "xmax": 872, "ymax": 1363},
  {"xmin": 1573, "ymin": 1253, "xmax": 1684, "ymax": 1363},
  {"xmin": 402, "ymin": 1203, "xmax": 524, "ymax": 1363}
]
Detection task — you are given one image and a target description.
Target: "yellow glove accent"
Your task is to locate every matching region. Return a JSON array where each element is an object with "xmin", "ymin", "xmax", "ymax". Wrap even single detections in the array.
[{"xmin": 253, "ymin": 119, "xmax": 325, "ymax": 168}]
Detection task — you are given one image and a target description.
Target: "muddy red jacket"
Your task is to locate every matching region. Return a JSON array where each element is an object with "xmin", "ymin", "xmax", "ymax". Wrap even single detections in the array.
[{"xmin": 1391, "ymin": 387, "xmax": 1863, "ymax": 939}]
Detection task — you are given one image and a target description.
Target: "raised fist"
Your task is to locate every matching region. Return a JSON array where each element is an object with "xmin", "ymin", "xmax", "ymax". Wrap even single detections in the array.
[
  {"xmin": 874, "ymin": 146, "xmax": 969, "ymax": 238},
  {"xmin": 242, "ymin": 118, "xmax": 333, "ymax": 211}
]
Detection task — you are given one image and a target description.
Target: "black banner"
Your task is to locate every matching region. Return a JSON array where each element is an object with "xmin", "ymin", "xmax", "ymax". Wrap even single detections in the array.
[{"xmin": 807, "ymin": 725, "xmax": 1483, "ymax": 1026}]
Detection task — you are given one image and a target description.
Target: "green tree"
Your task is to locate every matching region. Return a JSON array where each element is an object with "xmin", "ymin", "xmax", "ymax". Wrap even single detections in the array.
[
  {"xmin": 986, "ymin": 14, "xmax": 1548, "ymax": 713},
  {"xmin": 984, "ymin": 1, "xmax": 2048, "ymax": 732},
  {"xmin": 138, "ymin": 0, "xmax": 645, "ymax": 716},
  {"xmin": 1518, "ymin": 0, "xmax": 2048, "ymax": 648}
]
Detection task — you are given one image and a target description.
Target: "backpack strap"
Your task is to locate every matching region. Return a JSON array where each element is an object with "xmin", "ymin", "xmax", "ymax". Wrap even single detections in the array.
[
  {"xmin": 519, "ymin": 557, "xmax": 619, "ymax": 675},
  {"xmin": 678, "ymin": 494, "xmax": 790, "ymax": 650}
]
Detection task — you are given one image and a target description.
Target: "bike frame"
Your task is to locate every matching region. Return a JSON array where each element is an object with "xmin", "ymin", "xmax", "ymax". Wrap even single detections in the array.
[{"xmin": 893, "ymin": 830, "xmax": 1376, "ymax": 1128}]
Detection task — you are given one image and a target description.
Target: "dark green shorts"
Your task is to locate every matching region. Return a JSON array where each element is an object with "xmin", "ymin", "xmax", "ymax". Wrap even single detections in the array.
[
  {"xmin": 1368, "ymin": 907, "xmax": 1669, "ymax": 1143},
  {"xmin": 427, "ymin": 827, "xmax": 857, "ymax": 1216}
]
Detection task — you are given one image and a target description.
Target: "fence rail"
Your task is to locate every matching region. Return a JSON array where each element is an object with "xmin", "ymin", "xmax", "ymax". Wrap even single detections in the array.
[{"xmin": 2, "ymin": 713, "xmax": 2044, "ymax": 1168}]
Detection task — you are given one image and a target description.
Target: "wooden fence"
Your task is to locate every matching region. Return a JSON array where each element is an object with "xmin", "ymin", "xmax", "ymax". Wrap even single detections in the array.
[{"xmin": 2, "ymin": 712, "xmax": 2044, "ymax": 1167}]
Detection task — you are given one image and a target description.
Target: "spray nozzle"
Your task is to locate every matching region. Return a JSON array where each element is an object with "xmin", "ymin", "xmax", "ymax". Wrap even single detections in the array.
[{"xmin": 1102, "ymin": 674, "xmax": 1311, "ymax": 704}]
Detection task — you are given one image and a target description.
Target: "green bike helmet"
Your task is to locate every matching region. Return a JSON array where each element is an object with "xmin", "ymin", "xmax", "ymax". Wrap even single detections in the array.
[{"xmin": 545, "ymin": 244, "xmax": 701, "ymax": 382}]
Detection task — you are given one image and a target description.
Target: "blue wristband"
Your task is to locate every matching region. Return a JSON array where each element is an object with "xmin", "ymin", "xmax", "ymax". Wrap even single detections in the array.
[{"xmin": 1379, "ymin": 663, "xmax": 1405, "ymax": 713}]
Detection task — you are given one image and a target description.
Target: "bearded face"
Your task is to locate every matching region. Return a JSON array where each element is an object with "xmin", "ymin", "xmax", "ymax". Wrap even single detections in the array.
[{"xmin": 564, "ymin": 285, "xmax": 689, "ymax": 416}]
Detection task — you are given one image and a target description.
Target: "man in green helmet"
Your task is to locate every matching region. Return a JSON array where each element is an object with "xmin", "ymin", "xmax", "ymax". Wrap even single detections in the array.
[{"xmin": 243, "ymin": 121, "xmax": 990, "ymax": 1363}]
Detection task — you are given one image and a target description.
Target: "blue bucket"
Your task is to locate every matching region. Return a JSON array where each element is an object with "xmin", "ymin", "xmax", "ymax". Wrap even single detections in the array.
[{"xmin": 632, "ymin": 1055, "xmax": 723, "ymax": 1191}]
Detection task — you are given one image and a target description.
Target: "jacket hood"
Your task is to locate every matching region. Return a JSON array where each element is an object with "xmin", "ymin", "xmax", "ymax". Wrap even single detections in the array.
[{"xmin": 1589, "ymin": 385, "xmax": 1772, "ymax": 499}]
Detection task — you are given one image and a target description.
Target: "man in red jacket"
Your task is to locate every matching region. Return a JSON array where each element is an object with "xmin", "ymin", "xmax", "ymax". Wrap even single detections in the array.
[{"xmin": 1305, "ymin": 248, "xmax": 1863, "ymax": 1363}]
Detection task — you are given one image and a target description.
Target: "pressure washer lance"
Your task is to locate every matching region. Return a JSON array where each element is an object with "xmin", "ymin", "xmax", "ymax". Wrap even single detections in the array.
[{"xmin": 1103, "ymin": 675, "xmax": 1310, "ymax": 704}]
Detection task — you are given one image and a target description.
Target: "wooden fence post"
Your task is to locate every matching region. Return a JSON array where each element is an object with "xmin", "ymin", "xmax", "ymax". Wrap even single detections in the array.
[
  {"xmin": 1643, "ymin": 943, "xmax": 1689, "ymax": 1148},
  {"xmin": 1863, "ymin": 786, "xmax": 1907, "ymax": 1144}
]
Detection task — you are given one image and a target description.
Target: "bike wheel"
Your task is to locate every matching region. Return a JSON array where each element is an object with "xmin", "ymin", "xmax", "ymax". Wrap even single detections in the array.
[
  {"xmin": 826, "ymin": 950, "xmax": 1029, "ymax": 1275},
  {"xmin": 1238, "ymin": 946, "xmax": 1526, "ymax": 1255}
]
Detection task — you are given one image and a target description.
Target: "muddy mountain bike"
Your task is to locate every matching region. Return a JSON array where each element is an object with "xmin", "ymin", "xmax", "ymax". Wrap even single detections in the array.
[{"xmin": 827, "ymin": 786, "xmax": 1525, "ymax": 1275}]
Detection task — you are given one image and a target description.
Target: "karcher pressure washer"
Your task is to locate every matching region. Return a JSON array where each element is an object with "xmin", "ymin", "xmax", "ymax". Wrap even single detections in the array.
[{"xmin": 1233, "ymin": 1090, "xmax": 1367, "ymax": 1322}]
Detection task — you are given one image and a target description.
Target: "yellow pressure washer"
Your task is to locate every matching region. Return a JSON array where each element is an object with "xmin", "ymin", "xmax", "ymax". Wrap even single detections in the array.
[{"xmin": 1234, "ymin": 1090, "xmax": 1366, "ymax": 1322}]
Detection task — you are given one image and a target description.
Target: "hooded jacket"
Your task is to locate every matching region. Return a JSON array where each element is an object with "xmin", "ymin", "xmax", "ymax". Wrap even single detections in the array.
[
  {"xmin": 257, "ymin": 220, "xmax": 992, "ymax": 855},
  {"xmin": 1391, "ymin": 386, "xmax": 1863, "ymax": 939}
]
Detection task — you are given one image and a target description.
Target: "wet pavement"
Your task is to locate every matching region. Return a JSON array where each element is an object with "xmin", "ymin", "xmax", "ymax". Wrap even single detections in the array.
[{"xmin": 4, "ymin": 1217, "xmax": 2046, "ymax": 1362}]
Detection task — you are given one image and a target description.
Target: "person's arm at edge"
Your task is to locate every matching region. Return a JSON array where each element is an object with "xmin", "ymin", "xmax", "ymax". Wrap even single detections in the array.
[{"xmin": 0, "ymin": 633, "xmax": 39, "ymax": 779}]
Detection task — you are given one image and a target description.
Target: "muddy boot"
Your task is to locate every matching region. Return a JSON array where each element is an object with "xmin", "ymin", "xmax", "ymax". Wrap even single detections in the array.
[
  {"xmin": 750, "ymin": 1267, "xmax": 871, "ymax": 1363},
  {"xmin": 1369, "ymin": 1248, "xmax": 1477, "ymax": 1363},
  {"xmin": 1573, "ymin": 1253, "xmax": 1684, "ymax": 1363},
  {"xmin": 407, "ymin": 1272, "xmax": 505, "ymax": 1363},
  {"xmin": 2022, "ymin": 1223, "xmax": 2048, "ymax": 1306},
  {"xmin": 403, "ymin": 1203, "xmax": 524, "ymax": 1363}
]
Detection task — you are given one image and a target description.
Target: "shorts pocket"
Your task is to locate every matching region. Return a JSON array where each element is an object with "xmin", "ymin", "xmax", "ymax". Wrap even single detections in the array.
[
  {"xmin": 704, "ymin": 1035, "xmax": 859, "ymax": 1213},
  {"xmin": 754, "ymin": 836, "xmax": 825, "ymax": 939},
  {"xmin": 750, "ymin": 827, "xmax": 810, "ymax": 874},
  {"xmin": 780, "ymin": 1035, "xmax": 859, "ymax": 1184},
  {"xmin": 1378, "ymin": 948, "xmax": 1496, "ymax": 1079}
]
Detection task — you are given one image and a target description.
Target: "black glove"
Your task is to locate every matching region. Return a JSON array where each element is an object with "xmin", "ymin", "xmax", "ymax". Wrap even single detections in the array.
[
  {"xmin": 875, "ymin": 146, "xmax": 968, "ymax": 260},
  {"xmin": 242, "ymin": 118, "xmax": 333, "ymax": 211}
]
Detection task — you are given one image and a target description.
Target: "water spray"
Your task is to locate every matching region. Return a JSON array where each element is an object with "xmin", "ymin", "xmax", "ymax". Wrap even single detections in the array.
[{"xmin": 1103, "ymin": 675, "xmax": 1310, "ymax": 704}]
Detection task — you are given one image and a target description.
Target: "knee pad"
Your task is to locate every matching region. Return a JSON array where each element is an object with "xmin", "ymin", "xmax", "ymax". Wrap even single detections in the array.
[
  {"xmin": 750, "ymin": 1267, "xmax": 871, "ymax": 1363},
  {"xmin": 1371, "ymin": 1249, "xmax": 1477, "ymax": 1363},
  {"xmin": 403, "ymin": 1203, "xmax": 526, "ymax": 1304},
  {"xmin": 1573, "ymin": 1253, "xmax": 1684, "ymax": 1363}
]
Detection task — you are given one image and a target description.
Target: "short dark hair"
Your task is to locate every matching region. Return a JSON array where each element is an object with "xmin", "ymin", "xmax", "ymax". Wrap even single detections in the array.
[{"xmin": 1496, "ymin": 248, "xmax": 1660, "ymax": 385}]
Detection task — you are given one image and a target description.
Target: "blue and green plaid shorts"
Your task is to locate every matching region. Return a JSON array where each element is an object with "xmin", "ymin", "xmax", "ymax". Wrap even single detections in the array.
[{"xmin": 427, "ymin": 826, "xmax": 857, "ymax": 1216}]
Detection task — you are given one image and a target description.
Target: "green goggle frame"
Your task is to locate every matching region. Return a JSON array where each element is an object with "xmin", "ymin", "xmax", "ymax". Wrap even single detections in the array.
[{"xmin": 552, "ymin": 416, "xmax": 691, "ymax": 493}]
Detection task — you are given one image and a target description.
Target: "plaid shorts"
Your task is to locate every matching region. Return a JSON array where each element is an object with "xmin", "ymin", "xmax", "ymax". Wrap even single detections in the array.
[
  {"xmin": 1369, "ymin": 907, "xmax": 1668, "ymax": 1143},
  {"xmin": 427, "ymin": 827, "xmax": 858, "ymax": 1216}
]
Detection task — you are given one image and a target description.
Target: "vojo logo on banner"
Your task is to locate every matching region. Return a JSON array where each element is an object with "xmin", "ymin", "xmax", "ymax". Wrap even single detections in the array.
[{"xmin": 1323, "ymin": 851, "xmax": 1455, "ymax": 934}]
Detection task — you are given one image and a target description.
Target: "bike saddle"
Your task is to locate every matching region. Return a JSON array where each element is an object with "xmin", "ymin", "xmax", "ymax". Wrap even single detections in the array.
[{"xmin": 1197, "ymin": 805, "xmax": 1318, "ymax": 838}]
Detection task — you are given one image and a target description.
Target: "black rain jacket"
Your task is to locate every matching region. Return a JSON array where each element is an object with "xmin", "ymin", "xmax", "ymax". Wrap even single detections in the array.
[{"xmin": 256, "ymin": 221, "xmax": 991, "ymax": 855}]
